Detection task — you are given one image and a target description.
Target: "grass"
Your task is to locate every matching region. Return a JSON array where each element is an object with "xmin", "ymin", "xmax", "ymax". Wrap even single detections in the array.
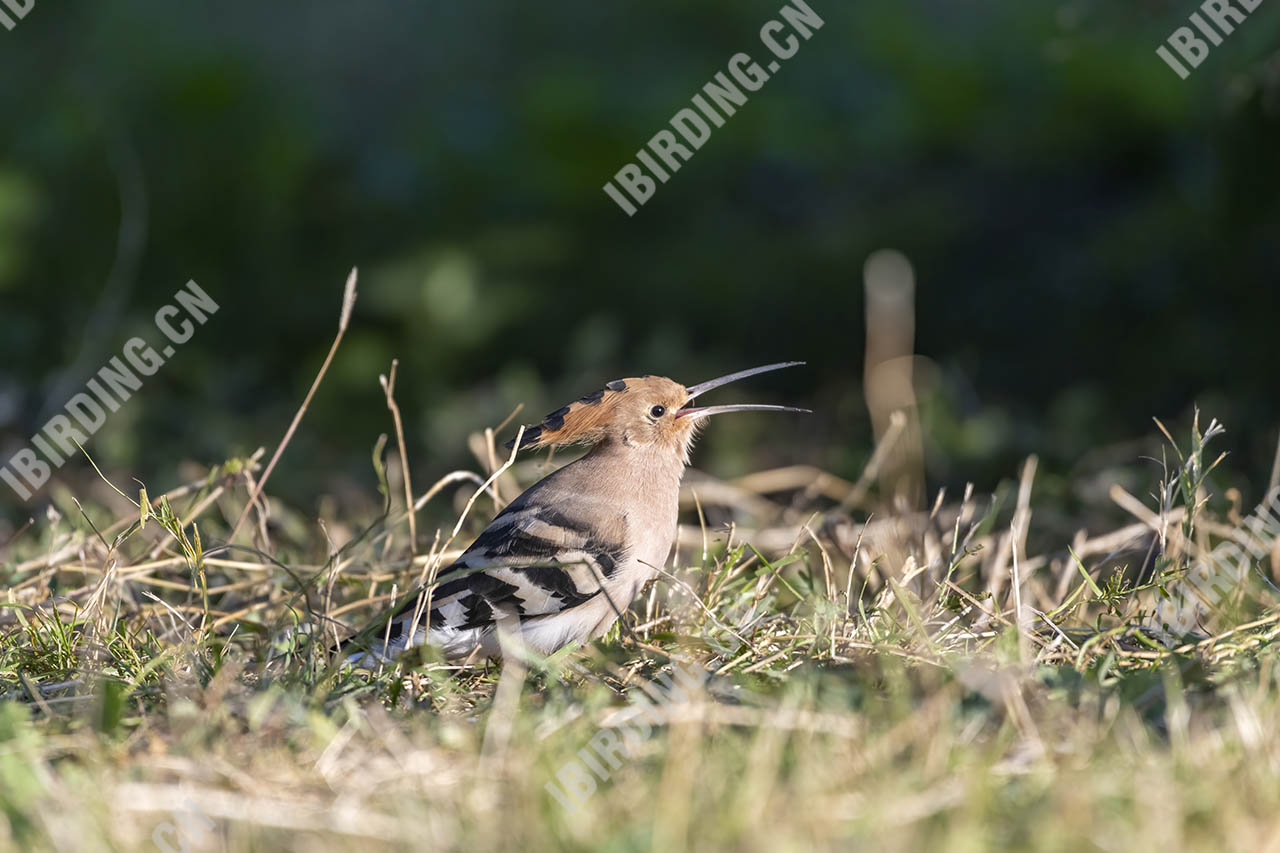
[{"xmin": 2, "ymin": 411, "xmax": 1279, "ymax": 852}]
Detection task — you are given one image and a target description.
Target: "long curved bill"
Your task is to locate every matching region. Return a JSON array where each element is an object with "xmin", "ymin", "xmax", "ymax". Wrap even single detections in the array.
[
  {"xmin": 677, "ymin": 403, "xmax": 811, "ymax": 420},
  {"xmin": 679, "ymin": 361, "xmax": 809, "ymax": 420},
  {"xmin": 684, "ymin": 361, "xmax": 806, "ymax": 399}
]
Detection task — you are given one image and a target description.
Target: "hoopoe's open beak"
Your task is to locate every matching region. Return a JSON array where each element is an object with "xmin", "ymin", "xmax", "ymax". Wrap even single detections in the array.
[{"xmin": 678, "ymin": 361, "xmax": 811, "ymax": 420}]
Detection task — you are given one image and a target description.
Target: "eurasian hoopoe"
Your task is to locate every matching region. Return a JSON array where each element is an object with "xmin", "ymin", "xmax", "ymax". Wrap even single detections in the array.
[{"xmin": 344, "ymin": 362, "xmax": 808, "ymax": 664}]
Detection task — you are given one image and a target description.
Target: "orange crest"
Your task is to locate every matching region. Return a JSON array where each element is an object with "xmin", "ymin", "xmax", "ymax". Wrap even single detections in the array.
[
  {"xmin": 507, "ymin": 376, "xmax": 689, "ymax": 451},
  {"xmin": 505, "ymin": 362, "xmax": 809, "ymax": 454}
]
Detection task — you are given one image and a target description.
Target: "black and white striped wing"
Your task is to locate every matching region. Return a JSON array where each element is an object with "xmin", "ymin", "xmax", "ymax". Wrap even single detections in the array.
[{"xmin": 380, "ymin": 497, "xmax": 628, "ymax": 647}]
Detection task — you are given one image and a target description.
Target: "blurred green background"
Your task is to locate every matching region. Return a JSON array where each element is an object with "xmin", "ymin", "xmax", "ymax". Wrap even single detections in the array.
[{"xmin": 1, "ymin": 0, "xmax": 1277, "ymax": 525}]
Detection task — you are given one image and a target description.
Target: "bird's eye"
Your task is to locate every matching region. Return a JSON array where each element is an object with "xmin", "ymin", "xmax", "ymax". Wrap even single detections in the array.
[{"xmin": 650, "ymin": 405, "xmax": 666, "ymax": 418}]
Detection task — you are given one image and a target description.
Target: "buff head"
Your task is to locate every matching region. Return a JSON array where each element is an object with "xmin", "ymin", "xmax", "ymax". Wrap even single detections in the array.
[{"xmin": 508, "ymin": 362, "xmax": 809, "ymax": 461}]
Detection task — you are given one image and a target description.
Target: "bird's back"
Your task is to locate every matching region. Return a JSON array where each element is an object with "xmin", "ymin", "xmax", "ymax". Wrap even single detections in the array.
[{"xmin": 355, "ymin": 442, "xmax": 681, "ymax": 662}]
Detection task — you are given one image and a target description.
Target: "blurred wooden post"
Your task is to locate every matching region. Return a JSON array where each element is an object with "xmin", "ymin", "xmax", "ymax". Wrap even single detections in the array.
[{"xmin": 863, "ymin": 250, "xmax": 924, "ymax": 513}]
